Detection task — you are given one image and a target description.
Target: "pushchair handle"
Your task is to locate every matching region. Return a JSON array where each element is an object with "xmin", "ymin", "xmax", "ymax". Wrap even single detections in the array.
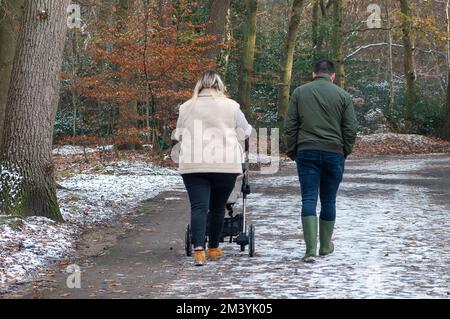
[{"xmin": 245, "ymin": 138, "xmax": 250, "ymax": 152}]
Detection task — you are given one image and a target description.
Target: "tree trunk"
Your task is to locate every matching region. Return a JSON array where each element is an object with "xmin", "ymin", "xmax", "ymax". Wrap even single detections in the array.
[
  {"xmin": 205, "ymin": 0, "xmax": 231, "ymax": 63},
  {"xmin": 115, "ymin": 0, "xmax": 141, "ymax": 150},
  {"xmin": 158, "ymin": 0, "xmax": 172, "ymax": 28},
  {"xmin": 0, "ymin": 0, "xmax": 24, "ymax": 151},
  {"xmin": 399, "ymin": 0, "xmax": 416, "ymax": 122},
  {"xmin": 320, "ymin": 0, "xmax": 329, "ymax": 16},
  {"xmin": 443, "ymin": 0, "xmax": 450, "ymax": 140},
  {"xmin": 332, "ymin": 0, "xmax": 345, "ymax": 88},
  {"xmin": 444, "ymin": 70, "xmax": 450, "ymax": 141},
  {"xmin": 71, "ymin": 29, "xmax": 81, "ymax": 139},
  {"xmin": 277, "ymin": 0, "xmax": 304, "ymax": 125},
  {"xmin": 312, "ymin": 0, "xmax": 322, "ymax": 57},
  {"xmin": 220, "ymin": 6, "xmax": 233, "ymax": 76},
  {"xmin": 385, "ymin": 0, "xmax": 395, "ymax": 112},
  {"xmin": 0, "ymin": 0, "xmax": 70, "ymax": 222},
  {"xmin": 238, "ymin": 0, "xmax": 258, "ymax": 110}
]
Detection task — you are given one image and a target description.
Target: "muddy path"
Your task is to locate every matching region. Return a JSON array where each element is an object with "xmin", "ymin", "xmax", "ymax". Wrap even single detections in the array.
[{"xmin": 6, "ymin": 154, "xmax": 450, "ymax": 299}]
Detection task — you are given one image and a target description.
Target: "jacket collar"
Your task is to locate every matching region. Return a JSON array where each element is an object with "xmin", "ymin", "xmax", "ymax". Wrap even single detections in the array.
[
  {"xmin": 198, "ymin": 88, "xmax": 222, "ymax": 97},
  {"xmin": 315, "ymin": 75, "xmax": 333, "ymax": 82}
]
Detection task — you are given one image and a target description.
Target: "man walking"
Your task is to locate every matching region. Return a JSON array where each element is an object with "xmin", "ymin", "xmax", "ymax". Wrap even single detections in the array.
[{"xmin": 284, "ymin": 59, "xmax": 358, "ymax": 262}]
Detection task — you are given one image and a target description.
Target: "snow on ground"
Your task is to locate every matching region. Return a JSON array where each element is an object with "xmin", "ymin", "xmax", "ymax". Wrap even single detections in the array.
[
  {"xmin": 2, "ymin": 142, "xmax": 449, "ymax": 296},
  {"xmin": 59, "ymin": 161, "xmax": 182, "ymax": 225},
  {"xmin": 0, "ymin": 160, "xmax": 182, "ymax": 292},
  {"xmin": 248, "ymin": 153, "xmax": 279, "ymax": 164},
  {"xmin": 345, "ymin": 156, "xmax": 449, "ymax": 180},
  {"xmin": 52, "ymin": 145, "xmax": 154, "ymax": 156},
  {"xmin": 0, "ymin": 217, "xmax": 74, "ymax": 288},
  {"xmin": 358, "ymin": 133, "xmax": 435, "ymax": 144},
  {"xmin": 161, "ymin": 156, "xmax": 449, "ymax": 299},
  {"xmin": 52, "ymin": 145, "xmax": 113, "ymax": 156},
  {"xmin": 1, "ymin": 146, "xmax": 284, "ymax": 293}
]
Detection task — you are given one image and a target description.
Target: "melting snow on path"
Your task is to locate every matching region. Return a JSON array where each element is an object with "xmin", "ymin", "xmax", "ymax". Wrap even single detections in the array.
[
  {"xmin": 0, "ymin": 161, "xmax": 182, "ymax": 292},
  {"xmin": 162, "ymin": 156, "xmax": 450, "ymax": 298}
]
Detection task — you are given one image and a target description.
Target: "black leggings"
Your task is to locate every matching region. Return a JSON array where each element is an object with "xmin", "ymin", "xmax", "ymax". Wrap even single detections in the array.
[{"xmin": 182, "ymin": 173, "xmax": 238, "ymax": 249}]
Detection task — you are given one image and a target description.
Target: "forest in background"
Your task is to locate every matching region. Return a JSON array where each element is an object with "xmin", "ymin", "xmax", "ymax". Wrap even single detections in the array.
[
  {"xmin": 1, "ymin": 0, "xmax": 450, "ymax": 221},
  {"xmin": 7, "ymin": 0, "xmax": 443, "ymax": 151},
  {"xmin": 51, "ymin": 0, "xmax": 450, "ymax": 148}
]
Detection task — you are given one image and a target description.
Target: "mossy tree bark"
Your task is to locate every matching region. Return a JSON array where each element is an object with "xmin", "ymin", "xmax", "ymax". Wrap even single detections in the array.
[
  {"xmin": 332, "ymin": 0, "xmax": 345, "ymax": 88},
  {"xmin": 0, "ymin": 0, "xmax": 71, "ymax": 222},
  {"xmin": 277, "ymin": 0, "xmax": 304, "ymax": 125},
  {"xmin": 399, "ymin": 0, "xmax": 416, "ymax": 123},
  {"xmin": 205, "ymin": 0, "xmax": 231, "ymax": 65},
  {"xmin": 238, "ymin": 0, "xmax": 258, "ymax": 111},
  {"xmin": 312, "ymin": 0, "xmax": 322, "ymax": 58},
  {"xmin": 0, "ymin": 0, "xmax": 24, "ymax": 152}
]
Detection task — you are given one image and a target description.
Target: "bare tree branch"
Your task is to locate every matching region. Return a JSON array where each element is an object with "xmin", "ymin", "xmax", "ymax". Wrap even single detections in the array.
[{"xmin": 346, "ymin": 43, "xmax": 446, "ymax": 61}]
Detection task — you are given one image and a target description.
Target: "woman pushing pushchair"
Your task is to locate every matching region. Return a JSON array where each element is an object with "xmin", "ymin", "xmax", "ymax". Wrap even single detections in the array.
[{"xmin": 172, "ymin": 70, "xmax": 252, "ymax": 266}]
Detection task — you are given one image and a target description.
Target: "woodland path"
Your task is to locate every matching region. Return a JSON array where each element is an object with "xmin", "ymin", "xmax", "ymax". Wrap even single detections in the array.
[{"xmin": 14, "ymin": 154, "xmax": 450, "ymax": 298}]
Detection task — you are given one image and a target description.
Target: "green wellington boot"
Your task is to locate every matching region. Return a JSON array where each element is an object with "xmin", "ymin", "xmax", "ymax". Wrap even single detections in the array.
[
  {"xmin": 301, "ymin": 216, "xmax": 318, "ymax": 263},
  {"xmin": 319, "ymin": 219, "xmax": 335, "ymax": 256}
]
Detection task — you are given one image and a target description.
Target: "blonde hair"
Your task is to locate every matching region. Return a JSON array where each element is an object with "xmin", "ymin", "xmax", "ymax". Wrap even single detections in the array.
[{"xmin": 192, "ymin": 70, "xmax": 226, "ymax": 100}]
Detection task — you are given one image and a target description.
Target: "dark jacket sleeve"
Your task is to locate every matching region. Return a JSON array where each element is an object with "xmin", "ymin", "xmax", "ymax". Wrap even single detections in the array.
[
  {"xmin": 284, "ymin": 88, "xmax": 301, "ymax": 160},
  {"xmin": 341, "ymin": 95, "xmax": 358, "ymax": 158}
]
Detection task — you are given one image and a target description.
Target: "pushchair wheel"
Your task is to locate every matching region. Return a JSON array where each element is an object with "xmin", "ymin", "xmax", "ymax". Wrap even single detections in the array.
[
  {"xmin": 248, "ymin": 224, "xmax": 255, "ymax": 257},
  {"xmin": 185, "ymin": 224, "xmax": 192, "ymax": 257}
]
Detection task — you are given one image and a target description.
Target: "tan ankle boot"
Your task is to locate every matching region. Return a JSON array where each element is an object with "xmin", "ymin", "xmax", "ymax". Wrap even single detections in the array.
[
  {"xmin": 207, "ymin": 248, "xmax": 223, "ymax": 261},
  {"xmin": 194, "ymin": 248, "xmax": 206, "ymax": 266}
]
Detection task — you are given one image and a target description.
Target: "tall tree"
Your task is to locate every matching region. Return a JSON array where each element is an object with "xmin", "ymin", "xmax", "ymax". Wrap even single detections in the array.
[
  {"xmin": 115, "ymin": 0, "xmax": 141, "ymax": 149},
  {"xmin": 205, "ymin": 0, "xmax": 231, "ymax": 64},
  {"xmin": 0, "ymin": 0, "xmax": 70, "ymax": 221},
  {"xmin": 332, "ymin": 0, "xmax": 345, "ymax": 88},
  {"xmin": 238, "ymin": 0, "xmax": 258, "ymax": 110},
  {"xmin": 0, "ymin": 0, "xmax": 24, "ymax": 151},
  {"xmin": 385, "ymin": 0, "xmax": 395, "ymax": 111},
  {"xmin": 277, "ymin": 0, "xmax": 304, "ymax": 124},
  {"xmin": 312, "ymin": 0, "xmax": 333, "ymax": 59},
  {"xmin": 70, "ymin": 28, "xmax": 81, "ymax": 139},
  {"xmin": 399, "ymin": 0, "xmax": 416, "ymax": 123},
  {"xmin": 312, "ymin": 0, "xmax": 322, "ymax": 57},
  {"xmin": 158, "ymin": 0, "xmax": 172, "ymax": 28},
  {"xmin": 443, "ymin": 0, "xmax": 450, "ymax": 140}
]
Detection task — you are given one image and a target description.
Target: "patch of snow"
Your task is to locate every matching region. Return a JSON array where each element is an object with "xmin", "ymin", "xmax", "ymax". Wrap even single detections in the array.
[
  {"xmin": 164, "ymin": 197, "xmax": 182, "ymax": 201},
  {"xmin": 248, "ymin": 153, "xmax": 292, "ymax": 167},
  {"xmin": 358, "ymin": 133, "xmax": 436, "ymax": 144},
  {"xmin": 0, "ymin": 217, "xmax": 74, "ymax": 289},
  {"xmin": 52, "ymin": 145, "xmax": 115, "ymax": 156},
  {"xmin": 348, "ymin": 157, "xmax": 450, "ymax": 174},
  {"xmin": 0, "ymin": 160, "xmax": 182, "ymax": 292},
  {"xmin": 59, "ymin": 161, "xmax": 182, "ymax": 225},
  {"xmin": 0, "ymin": 164, "xmax": 24, "ymax": 211}
]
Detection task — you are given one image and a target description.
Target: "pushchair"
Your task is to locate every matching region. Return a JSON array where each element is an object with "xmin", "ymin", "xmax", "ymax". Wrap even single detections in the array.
[{"xmin": 184, "ymin": 139, "xmax": 255, "ymax": 257}]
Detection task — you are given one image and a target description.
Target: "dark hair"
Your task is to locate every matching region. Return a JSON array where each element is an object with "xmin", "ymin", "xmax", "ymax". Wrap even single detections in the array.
[{"xmin": 314, "ymin": 59, "xmax": 336, "ymax": 75}]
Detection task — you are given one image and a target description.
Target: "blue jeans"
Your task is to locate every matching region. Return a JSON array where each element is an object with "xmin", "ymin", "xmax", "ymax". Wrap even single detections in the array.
[
  {"xmin": 295, "ymin": 150, "xmax": 345, "ymax": 221},
  {"xmin": 182, "ymin": 173, "xmax": 238, "ymax": 249}
]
